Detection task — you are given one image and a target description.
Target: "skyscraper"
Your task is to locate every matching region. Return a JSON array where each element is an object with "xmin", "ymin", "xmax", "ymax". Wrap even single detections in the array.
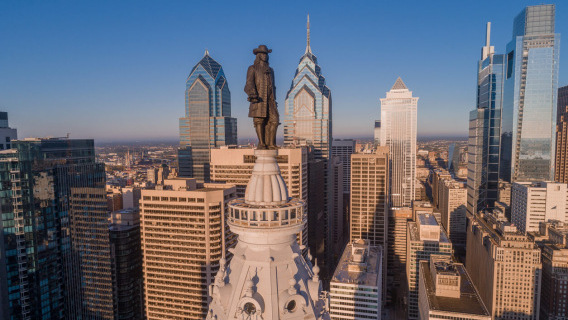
[
  {"xmin": 350, "ymin": 147, "xmax": 390, "ymax": 249},
  {"xmin": 331, "ymin": 139, "xmax": 356, "ymax": 194},
  {"xmin": 179, "ymin": 51, "xmax": 237, "ymax": 182},
  {"xmin": 467, "ymin": 21, "xmax": 504, "ymax": 217},
  {"xmin": 500, "ymin": 4, "xmax": 560, "ymax": 183},
  {"xmin": 555, "ymin": 86, "xmax": 568, "ymax": 182},
  {"xmin": 284, "ymin": 15, "xmax": 332, "ymax": 160},
  {"xmin": 140, "ymin": 179, "xmax": 237, "ymax": 320},
  {"xmin": 380, "ymin": 77, "xmax": 418, "ymax": 207},
  {"xmin": 109, "ymin": 208, "xmax": 143, "ymax": 320},
  {"xmin": 0, "ymin": 138, "xmax": 108, "ymax": 320}
]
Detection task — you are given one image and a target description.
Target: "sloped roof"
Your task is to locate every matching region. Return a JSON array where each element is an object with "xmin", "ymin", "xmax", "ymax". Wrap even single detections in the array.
[
  {"xmin": 391, "ymin": 77, "xmax": 408, "ymax": 90},
  {"xmin": 190, "ymin": 52, "xmax": 222, "ymax": 79}
]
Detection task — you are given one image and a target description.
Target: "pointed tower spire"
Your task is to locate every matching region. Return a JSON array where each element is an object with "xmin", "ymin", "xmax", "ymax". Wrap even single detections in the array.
[
  {"xmin": 391, "ymin": 77, "xmax": 408, "ymax": 90},
  {"xmin": 204, "ymin": 49, "xmax": 209, "ymax": 56},
  {"xmin": 481, "ymin": 22, "xmax": 494, "ymax": 60},
  {"xmin": 305, "ymin": 14, "xmax": 312, "ymax": 54}
]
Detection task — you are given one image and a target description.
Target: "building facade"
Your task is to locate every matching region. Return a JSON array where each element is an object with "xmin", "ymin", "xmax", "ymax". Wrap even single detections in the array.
[
  {"xmin": 140, "ymin": 179, "xmax": 237, "ymax": 320},
  {"xmin": 439, "ymin": 179, "xmax": 467, "ymax": 246},
  {"xmin": 329, "ymin": 240, "xmax": 382, "ymax": 320},
  {"xmin": 500, "ymin": 4, "xmax": 560, "ymax": 183},
  {"xmin": 467, "ymin": 23, "xmax": 505, "ymax": 217},
  {"xmin": 466, "ymin": 209, "xmax": 542, "ymax": 319},
  {"xmin": 178, "ymin": 51, "xmax": 237, "ymax": 181},
  {"xmin": 406, "ymin": 213, "xmax": 452, "ymax": 320},
  {"xmin": 380, "ymin": 77, "xmax": 418, "ymax": 207},
  {"xmin": 511, "ymin": 181, "xmax": 568, "ymax": 234},
  {"xmin": 555, "ymin": 86, "xmax": 568, "ymax": 182},
  {"xmin": 350, "ymin": 148, "xmax": 389, "ymax": 249},
  {"xmin": 109, "ymin": 208, "xmax": 143, "ymax": 320},
  {"xmin": 283, "ymin": 16, "xmax": 332, "ymax": 160},
  {"xmin": 331, "ymin": 139, "xmax": 356, "ymax": 194},
  {"xmin": 0, "ymin": 138, "xmax": 107, "ymax": 320}
]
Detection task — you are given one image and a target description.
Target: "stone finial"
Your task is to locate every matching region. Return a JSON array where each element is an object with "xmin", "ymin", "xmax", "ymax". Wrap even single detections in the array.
[
  {"xmin": 288, "ymin": 278, "xmax": 297, "ymax": 295},
  {"xmin": 313, "ymin": 259, "xmax": 320, "ymax": 282},
  {"xmin": 245, "ymin": 278, "xmax": 254, "ymax": 297}
]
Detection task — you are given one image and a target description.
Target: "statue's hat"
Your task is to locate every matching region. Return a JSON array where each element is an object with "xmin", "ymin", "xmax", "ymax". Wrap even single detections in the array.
[{"xmin": 253, "ymin": 45, "xmax": 272, "ymax": 55}]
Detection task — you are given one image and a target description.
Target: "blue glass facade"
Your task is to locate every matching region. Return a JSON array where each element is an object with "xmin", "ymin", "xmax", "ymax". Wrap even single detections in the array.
[
  {"xmin": 501, "ymin": 4, "xmax": 560, "ymax": 182},
  {"xmin": 283, "ymin": 50, "xmax": 332, "ymax": 160},
  {"xmin": 467, "ymin": 51, "xmax": 505, "ymax": 216},
  {"xmin": 0, "ymin": 138, "xmax": 106, "ymax": 320},
  {"xmin": 179, "ymin": 52, "xmax": 237, "ymax": 181}
]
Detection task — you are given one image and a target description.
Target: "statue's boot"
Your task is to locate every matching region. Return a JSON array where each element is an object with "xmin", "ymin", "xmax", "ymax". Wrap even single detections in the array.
[
  {"xmin": 266, "ymin": 124, "xmax": 279, "ymax": 150},
  {"xmin": 255, "ymin": 123, "xmax": 267, "ymax": 149}
]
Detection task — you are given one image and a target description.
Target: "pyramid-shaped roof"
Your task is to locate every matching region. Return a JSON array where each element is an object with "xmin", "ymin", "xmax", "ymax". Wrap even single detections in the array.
[
  {"xmin": 190, "ymin": 50, "xmax": 222, "ymax": 79},
  {"xmin": 391, "ymin": 77, "xmax": 408, "ymax": 90}
]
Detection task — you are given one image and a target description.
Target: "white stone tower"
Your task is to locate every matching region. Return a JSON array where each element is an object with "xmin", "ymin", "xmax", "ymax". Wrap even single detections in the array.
[{"xmin": 206, "ymin": 149, "xmax": 330, "ymax": 320}]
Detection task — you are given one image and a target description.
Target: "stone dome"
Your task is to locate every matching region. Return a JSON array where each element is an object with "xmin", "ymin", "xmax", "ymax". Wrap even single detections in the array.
[{"xmin": 244, "ymin": 150, "xmax": 289, "ymax": 205}]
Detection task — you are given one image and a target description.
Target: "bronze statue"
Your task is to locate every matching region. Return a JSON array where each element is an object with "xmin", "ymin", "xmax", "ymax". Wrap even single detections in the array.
[{"xmin": 244, "ymin": 45, "xmax": 279, "ymax": 149}]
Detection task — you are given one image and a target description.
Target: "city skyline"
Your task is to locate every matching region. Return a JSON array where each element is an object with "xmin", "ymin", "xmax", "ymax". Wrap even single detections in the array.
[{"xmin": 2, "ymin": 1, "xmax": 568, "ymax": 142}]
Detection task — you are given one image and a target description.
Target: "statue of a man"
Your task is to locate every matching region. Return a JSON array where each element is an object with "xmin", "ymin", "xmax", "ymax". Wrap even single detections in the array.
[{"xmin": 244, "ymin": 45, "xmax": 279, "ymax": 150}]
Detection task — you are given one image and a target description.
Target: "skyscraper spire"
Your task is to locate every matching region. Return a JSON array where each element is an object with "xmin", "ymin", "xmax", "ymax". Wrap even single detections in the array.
[
  {"xmin": 305, "ymin": 14, "xmax": 312, "ymax": 54},
  {"xmin": 481, "ymin": 22, "xmax": 494, "ymax": 60}
]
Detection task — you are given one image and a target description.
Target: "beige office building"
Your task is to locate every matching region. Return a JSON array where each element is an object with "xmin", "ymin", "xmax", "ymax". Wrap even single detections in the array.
[
  {"xmin": 350, "ymin": 147, "xmax": 389, "ymax": 248},
  {"xmin": 418, "ymin": 255, "xmax": 490, "ymax": 320},
  {"xmin": 466, "ymin": 208, "xmax": 542, "ymax": 320},
  {"xmin": 406, "ymin": 213, "xmax": 452, "ymax": 320},
  {"xmin": 439, "ymin": 179, "xmax": 467, "ymax": 245},
  {"xmin": 210, "ymin": 146, "xmax": 308, "ymax": 251},
  {"xmin": 387, "ymin": 207, "xmax": 412, "ymax": 290},
  {"xmin": 140, "ymin": 178, "xmax": 237, "ymax": 320}
]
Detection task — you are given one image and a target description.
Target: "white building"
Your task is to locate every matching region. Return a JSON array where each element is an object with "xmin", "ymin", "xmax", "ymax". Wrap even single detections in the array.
[
  {"xmin": 206, "ymin": 150, "xmax": 329, "ymax": 320},
  {"xmin": 380, "ymin": 77, "xmax": 418, "ymax": 207},
  {"xmin": 418, "ymin": 255, "xmax": 490, "ymax": 320},
  {"xmin": 511, "ymin": 181, "xmax": 568, "ymax": 234},
  {"xmin": 329, "ymin": 239, "xmax": 382, "ymax": 320}
]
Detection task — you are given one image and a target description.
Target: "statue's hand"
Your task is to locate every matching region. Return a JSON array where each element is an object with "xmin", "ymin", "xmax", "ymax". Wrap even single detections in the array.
[{"xmin": 247, "ymin": 95, "xmax": 260, "ymax": 103}]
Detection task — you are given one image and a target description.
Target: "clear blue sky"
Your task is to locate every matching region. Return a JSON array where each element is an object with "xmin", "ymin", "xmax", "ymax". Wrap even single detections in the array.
[{"xmin": 1, "ymin": 0, "xmax": 566, "ymax": 142}]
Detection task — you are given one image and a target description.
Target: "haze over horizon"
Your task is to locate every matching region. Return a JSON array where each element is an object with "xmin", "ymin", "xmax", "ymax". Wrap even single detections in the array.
[{"xmin": 1, "ymin": 0, "xmax": 566, "ymax": 141}]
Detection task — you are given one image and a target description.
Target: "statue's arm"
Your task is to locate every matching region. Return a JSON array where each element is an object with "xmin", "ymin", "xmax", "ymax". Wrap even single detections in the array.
[
  {"xmin": 271, "ymin": 68, "xmax": 276, "ymax": 101},
  {"xmin": 244, "ymin": 66, "xmax": 258, "ymax": 99}
]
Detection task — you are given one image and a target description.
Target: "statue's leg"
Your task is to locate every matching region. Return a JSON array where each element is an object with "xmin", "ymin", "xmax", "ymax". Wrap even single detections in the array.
[
  {"xmin": 266, "ymin": 107, "xmax": 280, "ymax": 150},
  {"xmin": 254, "ymin": 117, "xmax": 267, "ymax": 149}
]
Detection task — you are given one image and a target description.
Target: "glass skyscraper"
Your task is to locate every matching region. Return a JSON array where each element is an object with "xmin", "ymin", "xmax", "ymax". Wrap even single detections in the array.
[
  {"xmin": 500, "ymin": 4, "xmax": 560, "ymax": 182},
  {"xmin": 179, "ymin": 51, "xmax": 237, "ymax": 182},
  {"xmin": 0, "ymin": 138, "xmax": 108, "ymax": 320},
  {"xmin": 380, "ymin": 77, "xmax": 418, "ymax": 208},
  {"xmin": 467, "ymin": 23, "xmax": 505, "ymax": 216},
  {"xmin": 283, "ymin": 16, "xmax": 332, "ymax": 160}
]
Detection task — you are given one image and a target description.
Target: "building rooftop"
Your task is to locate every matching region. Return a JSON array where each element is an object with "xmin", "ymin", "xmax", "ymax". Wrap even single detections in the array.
[
  {"xmin": 331, "ymin": 239, "xmax": 381, "ymax": 286},
  {"xmin": 420, "ymin": 261, "xmax": 490, "ymax": 317}
]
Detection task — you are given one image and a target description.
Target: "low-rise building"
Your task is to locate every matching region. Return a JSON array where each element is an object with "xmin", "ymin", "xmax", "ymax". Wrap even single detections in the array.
[
  {"xmin": 329, "ymin": 239, "xmax": 382, "ymax": 320},
  {"xmin": 418, "ymin": 255, "xmax": 490, "ymax": 320}
]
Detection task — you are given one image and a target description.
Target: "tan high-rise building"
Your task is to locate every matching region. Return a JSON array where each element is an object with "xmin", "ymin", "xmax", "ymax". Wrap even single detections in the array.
[
  {"xmin": 406, "ymin": 213, "xmax": 452, "ymax": 320},
  {"xmin": 466, "ymin": 208, "xmax": 542, "ymax": 320},
  {"xmin": 140, "ymin": 178, "xmax": 237, "ymax": 320},
  {"xmin": 555, "ymin": 86, "xmax": 568, "ymax": 182},
  {"xmin": 210, "ymin": 146, "xmax": 308, "ymax": 252},
  {"xmin": 350, "ymin": 147, "xmax": 389, "ymax": 248},
  {"xmin": 387, "ymin": 207, "xmax": 412, "ymax": 293},
  {"xmin": 431, "ymin": 169, "xmax": 452, "ymax": 210},
  {"xmin": 439, "ymin": 179, "xmax": 467, "ymax": 245}
]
